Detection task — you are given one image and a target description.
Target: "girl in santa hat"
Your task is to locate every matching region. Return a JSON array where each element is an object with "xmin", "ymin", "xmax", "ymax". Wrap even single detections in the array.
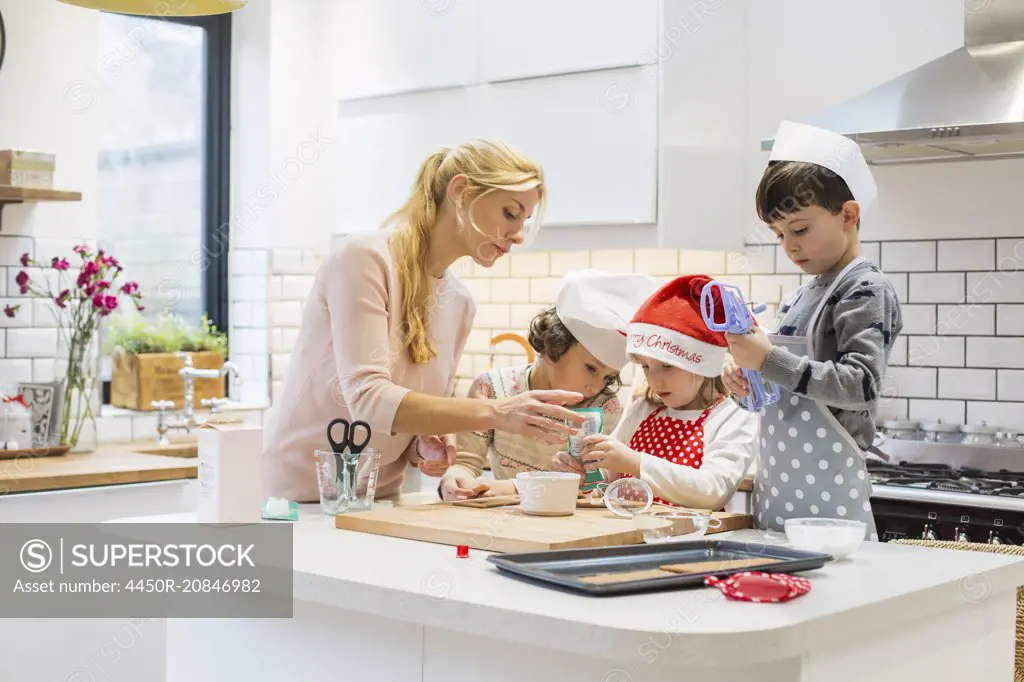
[{"xmin": 560, "ymin": 274, "xmax": 759, "ymax": 510}]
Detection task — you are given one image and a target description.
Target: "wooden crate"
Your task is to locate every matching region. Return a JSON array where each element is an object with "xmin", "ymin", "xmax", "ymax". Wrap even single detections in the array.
[
  {"xmin": 111, "ymin": 351, "xmax": 225, "ymax": 411},
  {"xmin": 0, "ymin": 149, "xmax": 55, "ymax": 189}
]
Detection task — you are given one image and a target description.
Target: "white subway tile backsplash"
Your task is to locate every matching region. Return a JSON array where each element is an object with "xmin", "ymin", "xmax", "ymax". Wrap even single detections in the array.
[
  {"xmin": 549, "ymin": 251, "xmax": 590, "ymax": 276},
  {"xmin": 997, "ymin": 370, "xmax": 1024, "ymax": 402},
  {"xmin": 590, "ymin": 250, "xmax": 634, "ymax": 273},
  {"xmin": 751, "ymin": 275, "xmax": 801, "ymax": 304},
  {"xmin": 271, "ymin": 301, "xmax": 302, "ymax": 328},
  {"xmin": 967, "ymin": 271, "xmax": 1024, "ymax": 304},
  {"xmin": 271, "ymin": 353, "xmax": 291, "ymax": 381},
  {"xmin": 908, "ymin": 273, "xmax": 965, "ymax": 304},
  {"xmin": 936, "ymin": 304, "xmax": 994, "ymax": 336},
  {"xmin": 679, "ymin": 249, "xmax": 726, "ymax": 274},
  {"xmin": 473, "ymin": 304, "xmax": 511, "ymax": 328},
  {"xmin": 886, "ymin": 366, "xmax": 937, "ymax": 398},
  {"xmin": 937, "ymin": 239, "xmax": 994, "ymax": 272},
  {"xmin": 272, "ymin": 249, "xmax": 316, "ymax": 275},
  {"xmin": 529, "ymin": 278, "xmax": 562, "ymax": 304},
  {"xmin": 0, "ymin": 358, "xmax": 32, "ymax": 383},
  {"xmin": 634, "ymin": 249, "xmax": 678, "ymax": 276},
  {"xmin": 282, "ymin": 328, "xmax": 299, "ymax": 352},
  {"xmin": 456, "ymin": 352, "xmax": 474, "ymax": 379},
  {"xmin": 509, "ymin": 252, "xmax": 550, "ymax": 277},
  {"xmin": 0, "ymin": 330, "xmax": 4, "ymax": 356},
  {"xmin": 966, "ymin": 402, "xmax": 1024, "ymax": 431},
  {"xmin": 280, "ymin": 275, "xmax": 315, "ymax": 301},
  {"xmin": 886, "ymin": 273, "xmax": 908, "ymax": 303},
  {"xmin": 725, "ymin": 245, "xmax": 775, "ymax": 275},
  {"xmin": 0, "ymin": 272, "xmax": 5, "ymax": 297},
  {"xmin": 889, "ymin": 336, "xmax": 907, "ymax": 366},
  {"xmin": 773, "ymin": 246, "xmax": 804, "ymax": 274},
  {"xmin": 900, "ymin": 305, "xmax": 937, "ymax": 336},
  {"xmin": 97, "ymin": 416, "xmax": 133, "ymax": 444},
  {"xmin": 491, "ymin": 278, "xmax": 531, "ymax": 304},
  {"xmin": 6, "ymin": 328, "xmax": 57, "ymax": 358},
  {"xmin": 996, "ymin": 305, "xmax": 1024, "ymax": 336},
  {"xmin": 472, "ymin": 354, "xmax": 492, "ymax": 375},
  {"xmin": 881, "ymin": 241, "xmax": 935, "ymax": 272},
  {"xmin": 30, "ymin": 299, "xmax": 60, "ymax": 328},
  {"xmin": 0, "ymin": 236, "xmax": 33, "ymax": 267},
  {"xmin": 860, "ymin": 243, "xmax": 881, "ymax": 266},
  {"xmin": 511, "ymin": 304, "xmax": 546, "ymax": 329},
  {"xmin": 907, "ymin": 336, "xmax": 964, "ymax": 367},
  {"xmin": 232, "ymin": 302, "xmax": 255, "ymax": 328},
  {"xmin": 455, "ymin": 378, "xmax": 473, "ymax": 398},
  {"xmin": 32, "ymin": 359, "xmax": 54, "ymax": 383},
  {"xmin": 712, "ymin": 275, "xmax": 751, "ymax": 300},
  {"xmin": 908, "ymin": 399, "xmax": 966, "ymax": 425},
  {"xmin": 463, "ymin": 278, "xmax": 493, "ymax": 303},
  {"xmin": 464, "ymin": 329, "xmax": 492, "ymax": 354},
  {"xmin": 876, "ymin": 398, "xmax": 908, "ymax": 421},
  {"xmin": 996, "ymin": 239, "xmax": 1024, "ymax": 271},
  {"xmin": 938, "ymin": 368, "xmax": 996, "ymax": 400},
  {"xmin": 232, "ymin": 328, "xmax": 269, "ymax": 356},
  {"xmin": 966, "ymin": 337, "xmax": 1024, "ymax": 368},
  {"xmin": 231, "ymin": 276, "xmax": 269, "ymax": 302}
]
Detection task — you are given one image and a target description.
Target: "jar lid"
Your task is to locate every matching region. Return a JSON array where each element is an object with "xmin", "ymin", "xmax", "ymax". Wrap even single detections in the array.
[
  {"xmin": 883, "ymin": 419, "xmax": 921, "ymax": 429},
  {"xmin": 921, "ymin": 420, "xmax": 961, "ymax": 433},
  {"xmin": 961, "ymin": 421, "xmax": 1000, "ymax": 434}
]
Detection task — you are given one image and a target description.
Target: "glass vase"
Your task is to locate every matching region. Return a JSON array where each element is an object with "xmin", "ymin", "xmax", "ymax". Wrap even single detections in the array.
[{"xmin": 54, "ymin": 333, "xmax": 100, "ymax": 453}]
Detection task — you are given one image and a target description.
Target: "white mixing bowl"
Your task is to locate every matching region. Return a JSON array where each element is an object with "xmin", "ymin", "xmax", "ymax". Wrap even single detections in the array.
[{"xmin": 784, "ymin": 517, "xmax": 867, "ymax": 560}]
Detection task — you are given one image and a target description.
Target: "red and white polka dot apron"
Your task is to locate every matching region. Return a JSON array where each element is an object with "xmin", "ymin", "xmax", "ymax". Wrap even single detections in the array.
[{"xmin": 621, "ymin": 405, "xmax": 714, "ymax": 506}]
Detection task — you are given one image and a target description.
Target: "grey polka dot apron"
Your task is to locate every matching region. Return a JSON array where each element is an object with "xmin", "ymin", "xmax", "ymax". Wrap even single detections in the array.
[{"xmin": 753, "ymin": 256, "xmax": 878, "ymax": 541}]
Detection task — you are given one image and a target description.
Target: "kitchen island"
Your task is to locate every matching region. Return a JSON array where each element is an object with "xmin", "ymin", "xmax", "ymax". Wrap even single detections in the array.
[{"xmin": 111, "ymin": 507, "xmax": 1024, "ymax": 682}]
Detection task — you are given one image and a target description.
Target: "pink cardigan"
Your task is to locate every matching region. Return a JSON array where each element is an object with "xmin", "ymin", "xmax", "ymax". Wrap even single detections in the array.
[{"xmin": 261, "ymin": 230, "xmax": 475, "ymax": 502}]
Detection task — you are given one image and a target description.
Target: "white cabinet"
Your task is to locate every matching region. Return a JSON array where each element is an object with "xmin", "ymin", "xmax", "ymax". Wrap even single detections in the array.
[
  {"xmin": 334, "ymin": 67, "xmax": 657, "ymax": 233},
  {"xmin": 326, "ymin": 0, "xmax": 479, "ymax": 101},
  {"xmin": 477, "ymin": 0, "xmax": 658, "ymax": 82}
]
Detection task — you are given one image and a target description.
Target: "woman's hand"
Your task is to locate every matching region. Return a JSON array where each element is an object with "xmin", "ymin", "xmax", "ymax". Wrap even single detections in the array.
[
  {"xmin": 581, "ymin": 435, "xmax": 641, "ymax": 477},
  {"xmin": 478, "ymin": 479, "xmax": 517, "ymax": 498},
  {"xmin": 416, "ymin": 434, "xmax": 457, "ymax": 477},
  {"xmin": 438, "ymin": 472, "xmax": 489, "ymax": 502},
  {"xmin": 722, "ymin": 353, "xmax": 749, "ymax": 397},
  {"xmin": 493, "ymin": 390, "xmax": 586, "ymax": 444}
]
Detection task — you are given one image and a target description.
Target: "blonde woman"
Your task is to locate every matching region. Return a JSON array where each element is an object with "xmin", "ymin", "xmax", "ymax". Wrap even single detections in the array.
[{"xmin": 263, "ymin": 140, "xmax": 584, "ymax": 503}]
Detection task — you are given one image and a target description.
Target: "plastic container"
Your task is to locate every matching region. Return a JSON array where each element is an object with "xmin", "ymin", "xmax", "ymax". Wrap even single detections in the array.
[
  {"xmin": 881, "ymin": 419, "xmax": 922, "ymax": 441},
  {"xmin": 921, "ymin": 420, "xmax": 963, "ymax": 444},
  {"xmin": 784, "ymin": 518, "xmax": 866, "ymax": 560},
  {"xmin": 633, "ymin": 509, "xmax": 723, "ymax": 544},
  {"xmin": 960, "ymin": 422, "xmax": 999, "ymax": 446}
]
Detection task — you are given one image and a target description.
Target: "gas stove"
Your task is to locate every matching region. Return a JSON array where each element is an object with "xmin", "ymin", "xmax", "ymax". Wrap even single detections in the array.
[{"xmin": 868, "ymin": 460, "xmax": 1024, "ymax": 545}]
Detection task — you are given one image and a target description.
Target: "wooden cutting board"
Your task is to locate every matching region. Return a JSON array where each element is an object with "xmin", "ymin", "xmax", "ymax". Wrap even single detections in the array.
[{"xmin": 333, "ymin": 503, "xmax": 751, "ymax": 553}]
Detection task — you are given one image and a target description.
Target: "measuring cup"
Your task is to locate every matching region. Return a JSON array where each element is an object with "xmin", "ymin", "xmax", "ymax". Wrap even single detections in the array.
[
  {"xmin": 633, "ymin": 509, "xmax": 723, "ymax": 544},
  {"xmin": 313, "ymin": 447, "xmax": 382, "ymax": 515}
]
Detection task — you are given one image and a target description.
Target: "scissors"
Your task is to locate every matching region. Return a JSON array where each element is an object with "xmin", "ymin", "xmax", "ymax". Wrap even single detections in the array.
[
  {"xmin": 700, "ymin": 281, "xmax": 781, "ymax": 412},
  {"xmin": 327, "ymin": 418, "xmax": 372, "ymax": 500}
]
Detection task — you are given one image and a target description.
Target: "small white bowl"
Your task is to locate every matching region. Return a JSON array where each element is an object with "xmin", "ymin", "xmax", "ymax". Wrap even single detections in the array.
[
  {"xmin": 516, "ymin": 471, "xmax": 580, "ymax": 516},
  {"xmin": 633, "ymin": 509, "xmax": 723, "ymax": 544},
  {"xmin": 784, "ymin": 518, "xmax": 866, "ymax": 560}
]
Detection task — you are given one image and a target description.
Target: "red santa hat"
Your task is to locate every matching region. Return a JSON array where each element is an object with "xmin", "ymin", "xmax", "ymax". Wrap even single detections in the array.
[{"xmin": 627, "ymin": 275, "xmax": 728, "ymax": 377}]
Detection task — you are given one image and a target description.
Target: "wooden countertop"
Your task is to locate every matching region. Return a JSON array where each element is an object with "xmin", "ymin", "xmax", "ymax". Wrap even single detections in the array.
[{"xmin": 0, "ymin": 440, "xmax": 197, "ymax": 494}]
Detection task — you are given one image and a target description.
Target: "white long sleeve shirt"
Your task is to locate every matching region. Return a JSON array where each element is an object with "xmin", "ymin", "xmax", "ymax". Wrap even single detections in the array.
[{"xmin": 610, "ymin": 398, "xmax": 759, "ymax": 510}]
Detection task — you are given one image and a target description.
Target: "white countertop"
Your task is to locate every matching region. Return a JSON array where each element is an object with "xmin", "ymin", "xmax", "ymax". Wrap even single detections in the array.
[{"xmin": 110, "ymin": 505, "xmax": 1024, "ymax": 667}]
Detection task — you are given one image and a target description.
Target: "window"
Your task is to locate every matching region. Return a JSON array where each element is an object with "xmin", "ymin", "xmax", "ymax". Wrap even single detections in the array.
[{"xmin": 95, "ymin": 11, "xmax": 230, "ymax": 331}]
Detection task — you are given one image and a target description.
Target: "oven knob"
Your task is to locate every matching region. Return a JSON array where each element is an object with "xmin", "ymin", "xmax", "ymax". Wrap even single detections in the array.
[
  {"xmin": 955, "ymin": 527, "xmax": 970, "ymax": 543},
  {"xmin": 989, "ymin": 531, "xmax": 1003, "ymax": 545},
  {"xmin": 922, "ymin": 524, "xmax": 937, "ymax": 541}
]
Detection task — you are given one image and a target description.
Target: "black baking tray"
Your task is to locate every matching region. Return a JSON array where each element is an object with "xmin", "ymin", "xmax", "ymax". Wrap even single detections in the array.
[{"xmin": 486, "ymin": 540, "xmax": 832, "ymax": 596}]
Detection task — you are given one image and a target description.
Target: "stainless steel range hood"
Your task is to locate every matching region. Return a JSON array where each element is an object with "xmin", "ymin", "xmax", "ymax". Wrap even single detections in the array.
[{"xmin": 761, "ymin": 0, "xmax": 1024, "ymax": 165}]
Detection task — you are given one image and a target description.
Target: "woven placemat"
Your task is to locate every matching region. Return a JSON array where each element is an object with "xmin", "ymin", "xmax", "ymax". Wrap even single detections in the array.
[{"xmin": 891, "ymin": 539, "xmax": 1024, "ymax": 680}]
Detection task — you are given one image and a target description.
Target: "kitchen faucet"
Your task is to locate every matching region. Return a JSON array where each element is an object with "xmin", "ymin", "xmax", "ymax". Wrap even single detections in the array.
[{"xmin": 152, "ymin": 352, "xmax": 242, "ymax": 445}]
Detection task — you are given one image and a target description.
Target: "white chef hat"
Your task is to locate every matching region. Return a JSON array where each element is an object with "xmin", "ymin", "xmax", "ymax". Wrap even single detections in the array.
[
  {"xmin": 555, "ymin": 270, "xmax": 663, "ymax": 371},
  {"xmin": 769, "ymin": 121, "xmax": 878, "ymax": 212}
]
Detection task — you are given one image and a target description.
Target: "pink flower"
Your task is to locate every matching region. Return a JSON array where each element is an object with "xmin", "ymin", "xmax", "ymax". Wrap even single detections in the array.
[
  {"xmin": 82, "ymin": 261, "xmax": 99, "ymax": 277},
  {"xmin": 97, "ymin": 280, "xmax": 111, "ymax": 290},
  {"xmin": 19, "ymin": 253, "xmax": 30, "ymax": 267},
  {"xmin": 77, "ymin": 272, "xmax": 90, "ymax": 289},
  {"xmin": 121, "ymin": 281, "xmax": 139, "ymax": 295},
  {"xmin": 15, "ymin": 271, "xmax": 30, "ymax": 295},
  {"xmin": 73, "ymin": 244, "xmax": 91, "ymax": 257},
  {"xmin": 84, "ymin": 285, "xmax": 96, "ymax": 297},
  {"xmin": 3, "ymin": 304, "xmax": 18, "ymax": 318},
  {"xmin": 92, "ymin": 293, "xmax": 105, "ymax": 310},
  {"xmin": 104, "ymin": 295, "xmax": 118, "ymax": 310},
  {"xmin": 55, "ymin": 289, "xmax": 71, "ymax": 309},
  {"xmin": 51, "ymin": 257, "xmax": 70, "ymax": 271},
  {"xmin": 137, "ymin": 305, "xmax": 145, "ymax": 312}
]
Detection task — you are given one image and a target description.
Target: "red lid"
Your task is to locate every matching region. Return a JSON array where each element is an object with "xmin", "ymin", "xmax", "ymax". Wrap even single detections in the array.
[
  {"xmin": 705, "ymin": 572, "xmax": 810, "ymax": 603},
  {"xmin": 456, "ymin": 545, "xmax": 469, "ymax": 558}
]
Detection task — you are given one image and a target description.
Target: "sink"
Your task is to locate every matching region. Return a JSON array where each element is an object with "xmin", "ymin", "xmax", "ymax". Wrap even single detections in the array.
[{"xmin": 133, "ymin": 444, "xmax": 199, "ymax": 458}]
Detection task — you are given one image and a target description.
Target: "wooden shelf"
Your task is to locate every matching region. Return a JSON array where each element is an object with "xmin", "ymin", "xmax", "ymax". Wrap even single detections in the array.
[
  {"xmin": 0, "ymin": 185, "xmax": 82, "ymax": 202},
  {"xmin": 0, "ymin": 184, "xmax": 82, "ymax": 232}
]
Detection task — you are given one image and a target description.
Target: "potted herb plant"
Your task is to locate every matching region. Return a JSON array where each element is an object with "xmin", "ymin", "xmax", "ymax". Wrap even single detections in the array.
[{"xmin": 105, "ymin": 311, "xmax": 229, "ymax": 411}]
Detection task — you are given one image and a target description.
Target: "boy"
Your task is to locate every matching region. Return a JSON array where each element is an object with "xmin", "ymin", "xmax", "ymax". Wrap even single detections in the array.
[{"xmin": 723, "ymin": 121, "xmax": 903, "ymax": 540}]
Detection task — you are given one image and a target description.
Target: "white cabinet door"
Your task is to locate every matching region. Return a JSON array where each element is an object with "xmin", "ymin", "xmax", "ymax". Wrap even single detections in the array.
[
  {"xmin": 482, "ymin": 67, "xmax": 657, "ymax": 226},
  {"xmin": 326, "ymin": 0, "xmax": 479, "ymax": 101},
  {"xmin": 477, "ymin": 0, "xmax": 657, "ymax": 82}
]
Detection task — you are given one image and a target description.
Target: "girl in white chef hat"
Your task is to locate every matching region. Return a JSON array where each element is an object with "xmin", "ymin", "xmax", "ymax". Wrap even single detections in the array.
[{"xmin": 439, "ymin": 270, "xmax": 661, "ymax": 501}]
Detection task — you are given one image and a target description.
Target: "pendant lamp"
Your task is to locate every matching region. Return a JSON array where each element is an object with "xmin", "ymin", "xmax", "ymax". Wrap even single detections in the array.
[{"xmin": 57, "ymin": 0, "xmax": 247, "ymax": 16}]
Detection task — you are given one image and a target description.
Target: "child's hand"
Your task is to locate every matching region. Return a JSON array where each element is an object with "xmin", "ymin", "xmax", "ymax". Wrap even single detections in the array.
[
  {"xmin": 438, "ymin": 472, "xmax": 488, "ymax": 501},
  {"xmin": 581, "ymin": 435, "xmax": 641, "ymax": 478},
  {"xmin": 725, "ymin": 326, "xmax": 773, "ymax": 371},
  {"xmin": 550, "ymin": 450, "xmax": 586, "ymax": 478},
  {"xmin": 722, "ymin": 353, "xmax": 749, "ymax": 397},
  {"xmin": 478, "ymin": 479, "xmax": 517, "ymax": 498}
]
